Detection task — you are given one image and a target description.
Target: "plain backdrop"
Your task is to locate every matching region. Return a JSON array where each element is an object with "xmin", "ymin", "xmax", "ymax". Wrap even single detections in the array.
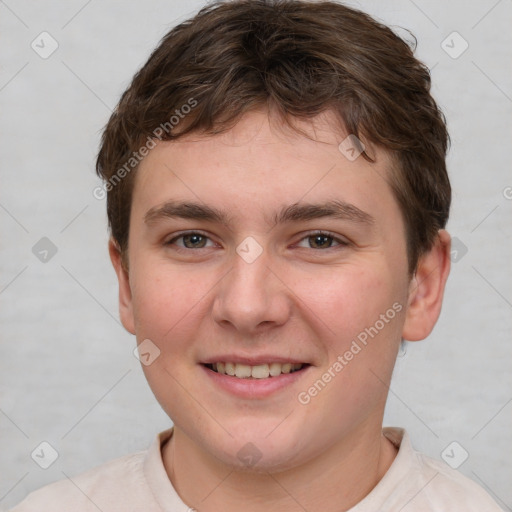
[{"xmin": 1, "ymin": 0, "xmax": 511, "ymax": 510}]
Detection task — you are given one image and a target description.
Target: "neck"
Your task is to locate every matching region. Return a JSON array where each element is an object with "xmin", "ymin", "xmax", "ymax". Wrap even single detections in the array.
[{"xmin": 162, "ymin": 421, "xmax": 398, "ymax": 512}]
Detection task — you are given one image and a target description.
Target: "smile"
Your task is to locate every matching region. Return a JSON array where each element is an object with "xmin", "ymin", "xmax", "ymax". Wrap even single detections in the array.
[{"xmin": 204, "ymin": 362, "xmax": 307, "ymax": 379}]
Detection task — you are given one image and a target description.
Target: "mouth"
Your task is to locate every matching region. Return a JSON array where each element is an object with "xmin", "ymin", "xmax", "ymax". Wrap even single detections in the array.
[{"xmin": 202, "ymin": 362, "xmax": 310, "ymax": 379}]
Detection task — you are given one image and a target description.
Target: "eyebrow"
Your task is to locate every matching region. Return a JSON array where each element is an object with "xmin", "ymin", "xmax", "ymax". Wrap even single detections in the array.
[{"xmin": 144, "ymin": 199, "xmax": 375, "ymax": 228}]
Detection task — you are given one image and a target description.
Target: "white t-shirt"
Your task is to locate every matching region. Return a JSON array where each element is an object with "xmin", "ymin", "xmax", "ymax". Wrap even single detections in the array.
[{"xmin": 11, "ymin": 427, "xmax": 503, "ymax": 511}]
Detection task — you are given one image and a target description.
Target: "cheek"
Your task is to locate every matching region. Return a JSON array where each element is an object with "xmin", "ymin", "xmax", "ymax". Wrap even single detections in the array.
[
  {"xmin": 295, "ymin": 262, "xmax": 406, "ymax": 401},
  {"xmin": 130, "ymin": 262, "xmax": 208, "ymax": 342},
  {"xmin": 296, "ymin": 265, "xmax": 392, "ymax": 340},
  {"xmin": 295, "ymin": 268, "xmax": 404, "ymax": 425},
  {"xmin": 130, "ymin": 265, "xmax": 209, "ymax": 418}
]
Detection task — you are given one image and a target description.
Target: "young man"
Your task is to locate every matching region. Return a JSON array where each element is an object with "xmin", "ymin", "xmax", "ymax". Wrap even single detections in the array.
[{"xmin": 12, "ymin": 0, "xmax": 504, "ymax": 510}]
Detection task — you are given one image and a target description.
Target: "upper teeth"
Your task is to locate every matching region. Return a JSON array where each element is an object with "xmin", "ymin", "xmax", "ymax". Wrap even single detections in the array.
[{"xmin": 211, "ymin": 362, "xmax": 304, "ymax": 379}]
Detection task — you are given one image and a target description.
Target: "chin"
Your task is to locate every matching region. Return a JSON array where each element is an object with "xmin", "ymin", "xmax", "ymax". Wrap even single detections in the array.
[{"xmin": 208, "ymin": 426, "xmax": 309, "ymax": 474}]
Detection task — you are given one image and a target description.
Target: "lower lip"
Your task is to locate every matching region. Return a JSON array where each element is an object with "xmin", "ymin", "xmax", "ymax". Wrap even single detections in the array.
[{"xmin": 200, "ymin": 364, "xmax": 311, "ymax": 399}]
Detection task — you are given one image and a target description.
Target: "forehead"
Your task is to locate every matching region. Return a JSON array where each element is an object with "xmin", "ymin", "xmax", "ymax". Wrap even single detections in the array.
[{"xmin": 132, "ymin": 109, "xmax": 400, "ymax": 229}]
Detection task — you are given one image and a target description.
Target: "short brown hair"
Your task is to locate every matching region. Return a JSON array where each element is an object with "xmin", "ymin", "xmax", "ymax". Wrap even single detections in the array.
[{"xmin": 96, "ymin": 0, "xmax": 450, "ymax": 273}]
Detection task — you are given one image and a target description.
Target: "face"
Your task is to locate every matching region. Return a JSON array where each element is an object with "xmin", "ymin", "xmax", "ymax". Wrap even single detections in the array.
[{"xmin": 111, "ymin": 109, "xmax": 447, "ymax": 472}]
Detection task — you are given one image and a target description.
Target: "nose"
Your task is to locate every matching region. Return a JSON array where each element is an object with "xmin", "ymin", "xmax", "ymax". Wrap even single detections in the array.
[{"xmin": 211, "ymin": 246, "xmax": 292, "ymax": 336}]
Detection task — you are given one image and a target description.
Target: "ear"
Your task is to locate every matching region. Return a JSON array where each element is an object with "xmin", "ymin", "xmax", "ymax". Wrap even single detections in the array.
[
  {"xmin": 402, "ymin": 230, "xmax": 451, "ymax": 341},
  {"xmin": 109, "ymin": 239, "xmax": 136, "ymax": 335}
]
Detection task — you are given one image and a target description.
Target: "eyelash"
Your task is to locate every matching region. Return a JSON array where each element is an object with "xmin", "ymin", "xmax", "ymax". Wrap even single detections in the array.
[{"xmin": 165, "ymin": 230, "xmax": 349, "ymax": 252}]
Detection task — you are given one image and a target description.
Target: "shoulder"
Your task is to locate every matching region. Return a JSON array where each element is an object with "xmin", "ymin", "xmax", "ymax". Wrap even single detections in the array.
[
  {"xmin": 415, "ymin": 451, "xmax": 504, "ymax": 511},
  {"xmin": 10, "ymin": 451, "xmax": 151, "ymax": 512},
  {"xmin": 379, "ymin": 428, "xmax": 504, "ymax": 511}
]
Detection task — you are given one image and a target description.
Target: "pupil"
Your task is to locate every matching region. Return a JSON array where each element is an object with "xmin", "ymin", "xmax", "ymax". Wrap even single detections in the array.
[
  {"xmin": 184, "ymin": 234, "xmax": 205, "ymax": 248},
  {"xmin": 312, "ymin": 235, "xmax": 331, "ymax": 248}
]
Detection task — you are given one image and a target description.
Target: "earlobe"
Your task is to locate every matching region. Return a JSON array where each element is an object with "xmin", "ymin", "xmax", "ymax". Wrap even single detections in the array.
[
  {"xmin": 108, "ymin": 239, "xmax": 136, "ymax": 335},
  {"xmin": 402, "ymin": 230, "xmax": 451, "ymax": 341}
]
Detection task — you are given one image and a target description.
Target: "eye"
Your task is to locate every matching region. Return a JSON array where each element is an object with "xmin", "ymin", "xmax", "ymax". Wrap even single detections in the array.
[
  {"xmin": 166, "ymin": 231, "xmax": 216, "ymax": 250},
  {"xmin": 296, "ymin": 231, "xmax": 348, "ymax": 250},
  {"xmin": 164, "ymin": 230, "xmax": 348, "ymax": 252}
]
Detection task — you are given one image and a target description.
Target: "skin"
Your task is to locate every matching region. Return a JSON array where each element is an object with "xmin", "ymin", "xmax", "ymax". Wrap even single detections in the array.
[{"xmin": 110, "ymin": 109, "xmax": 451, "ymax": 512}]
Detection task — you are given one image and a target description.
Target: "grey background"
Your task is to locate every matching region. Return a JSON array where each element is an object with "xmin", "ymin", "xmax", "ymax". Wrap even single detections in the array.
[{"xmin": 1, "ymin": 0, "xmax": 511, "ymax": 509}]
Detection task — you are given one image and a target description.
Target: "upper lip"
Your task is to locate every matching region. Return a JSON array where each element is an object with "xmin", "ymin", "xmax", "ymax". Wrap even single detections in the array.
[{"xmin": 201, "ymin": 355, "xmax": 310, "ymax": 366}]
